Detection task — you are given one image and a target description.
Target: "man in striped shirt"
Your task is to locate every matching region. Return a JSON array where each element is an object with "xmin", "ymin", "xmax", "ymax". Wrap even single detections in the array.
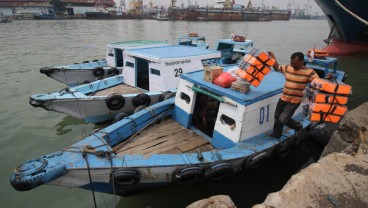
[{"xmin": 267, "ymin": 52, "xmax": 319, "ymax": 138}]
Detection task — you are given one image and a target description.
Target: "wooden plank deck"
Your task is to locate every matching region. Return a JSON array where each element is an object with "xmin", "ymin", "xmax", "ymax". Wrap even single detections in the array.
[
  {"xmin": 113, "ymin": 118, "xmax": 214, "ymax": 156},
  {"xmin": 92, "ymin": 84, "xmax": 144, "ymax": 96}
]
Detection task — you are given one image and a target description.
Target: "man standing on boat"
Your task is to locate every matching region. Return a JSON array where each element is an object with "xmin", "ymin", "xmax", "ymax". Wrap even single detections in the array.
[{"xmin": 267, "ymin": 52, "xmax": 319, "ymax": 138}]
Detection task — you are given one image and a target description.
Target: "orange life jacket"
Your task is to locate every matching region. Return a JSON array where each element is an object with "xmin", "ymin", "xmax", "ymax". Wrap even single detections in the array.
[
  {"xmin": 236, "ymin": 49, "xmax": 275, "ymax": 87},
  {"xmin": 309, "ymin": 103, "xmax": 348, "ymax": 116},
  {"xmin": 309, "ymin": 112, "xmax": 342, "ymax": 123},
  {"xmin": 306, "ymin": 88, "xmax": 348, "ymax": 105},
  {"xmin": 311, "ymin": 78, "xmax": 352, "ymax": 95}
]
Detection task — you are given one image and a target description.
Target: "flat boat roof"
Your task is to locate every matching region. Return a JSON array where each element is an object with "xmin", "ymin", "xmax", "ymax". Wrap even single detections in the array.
[
  {"xmin": 181, "ymin": 67, "xmax": 285, "ymax": 106},
  {"xmin": 125, "ymin": 45, "xmax": 221, "ymax": 61},
  {"xmin": 107, "ymin": 40, "xmax": 170, "ymax": 49}
]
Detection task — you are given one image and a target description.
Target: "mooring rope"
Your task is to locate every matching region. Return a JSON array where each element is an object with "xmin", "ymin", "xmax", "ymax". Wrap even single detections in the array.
[
  {"xmin": 335, "ymin": 0, "xmax": 368, "ymax": 25},
  {"xmin": 81, "ymin": 149, "xmax": 97, "ymax": 208}
]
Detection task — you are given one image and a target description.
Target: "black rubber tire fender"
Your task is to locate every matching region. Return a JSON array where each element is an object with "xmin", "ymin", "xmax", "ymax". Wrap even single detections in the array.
[
  {"xmin": 107, "ymin": 67, "xmax": 119, "ymax": 76},
  {"xmin": 205, "ymin": 162, "xmax": 233, "ymax": 181},
  {"xmin": 159, "ymin": 91, "xmax": 172, "ymax": 102},
  {"xmin": 112, "ymin": 112, "xmax": 128, "ymax": 123},
  {"xmin": 134, "ymin": 105, "xmax": 146, "ymax": 113},
  {"xmin": 83, "ymin": 60, "xmax": 89, "ymax": 63},
  {"xmin": 173, "ymin": 166, "xmax": 205, "ymax": 185},
  {"xmin": 93, "ymin": 67, "xmax": 105, "ymax": 77},
  {"xmin": 110, "ymin": 168, "xmax": 140, "ymax": 185},
  {"xmin": 105, "ymin": 93, "xmax": 125, "ymax": 111},
  {"xmin": 132, "ymin": 93, "xmax": 151, "ymax": 107},
  {"xmin": 40, "ymin": 67, "xmax": 59, "ymax": 75},
  {"xmin": 164, "ymin": 92, "xmax": 176, "ymax": 100},
  {"xmin": 242, "ymin": 151, "xmax": 269, "ymax": 170}
]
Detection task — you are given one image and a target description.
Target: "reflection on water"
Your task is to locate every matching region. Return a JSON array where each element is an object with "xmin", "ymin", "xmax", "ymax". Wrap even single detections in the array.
[{"xmin": 55, "ymin": 116, "xmax": 88, "ymax": 135}]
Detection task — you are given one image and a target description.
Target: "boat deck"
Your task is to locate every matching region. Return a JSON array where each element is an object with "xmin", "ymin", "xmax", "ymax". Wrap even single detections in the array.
[
  {"xmin": 92, "ymin": 84, "xmax": 143, "ymax": 96},
  {"xmin": 113, "ymin": 118, "xmax": 214, "ymax": 156}
]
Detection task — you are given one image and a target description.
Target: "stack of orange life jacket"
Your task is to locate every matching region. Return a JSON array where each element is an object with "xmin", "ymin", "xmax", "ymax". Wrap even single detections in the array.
[
  {"xmin": 307, "ymin": 49, "xmax": 330, "ymax": 59},
  {"xmin": 235, "ymin": 48, "xmax": 275, "ymax": 87},
  {"xmin": 306, "ymin": 78, "xmax": 352, "ymax": 123}
]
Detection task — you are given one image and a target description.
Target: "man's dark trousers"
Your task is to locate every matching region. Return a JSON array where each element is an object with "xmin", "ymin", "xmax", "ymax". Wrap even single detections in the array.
[{"xmin": 272, "ymin": 99, "xmax": 303, "ymax": 138}]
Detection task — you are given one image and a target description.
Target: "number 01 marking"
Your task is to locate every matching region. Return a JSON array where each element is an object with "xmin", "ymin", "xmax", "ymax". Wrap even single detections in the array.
[{"xmin": 259, "ymin": 105, "xmax": 270, "ymax": 124}]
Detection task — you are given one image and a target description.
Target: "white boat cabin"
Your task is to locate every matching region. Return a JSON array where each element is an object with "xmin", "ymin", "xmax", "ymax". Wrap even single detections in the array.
[
  {"xmin": 105, "ymin": 40, "xmax": 171, "ymax": 67},
  {"xmin": 172, "ymin": 69, "xmax": 291, "ymax": 149},
  {"xmin": 122, "ymin": 45, "xmax": 222, "ymax": 91}
]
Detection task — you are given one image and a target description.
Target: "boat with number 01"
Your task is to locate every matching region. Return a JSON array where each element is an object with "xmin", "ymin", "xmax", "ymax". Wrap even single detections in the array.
[
  {"xmin": 30, "ymin": 45, "xmax": 222, "ymax": 124},
  {"xmin": 11, "ymin": 62, "xmax": 347, "ymax": 196},
  {"xmin": 39, "ymin": 40, "xmax": 171, "ymax": 87}
]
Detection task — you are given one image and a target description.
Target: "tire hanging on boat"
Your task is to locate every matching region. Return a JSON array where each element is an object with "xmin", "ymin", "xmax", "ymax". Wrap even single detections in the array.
[
  {"xmin": 105, "ymin": 93, "xmax": 125, "ymax": 111},
  {"xmin": 134, "ymin": 105, "xmax": 146, "ymax": 113},
  {"xmin": 159, "ymin": 91, "xmax": 172, "ymax": 102},
  {"xmin": 39, "ymin": 67, "xmax": 59, "ymax": 75},
  {"xmin": 93, "ymin": 67, "xmax": 105, "ymax": 77},
  {"xmin": 273, "ymin": 138, "xmax": 296, "ymax": 158},
  {"xmin": 132, "ymin": 93, "xmax": 151, "ymax": 107},
  {"xmin": 10, "ymin": 157, "xmax": 66, "ymax": 191},
  {"xmin": 83, "ymin": 60, "xmax": 90, "ymax": 63},
  {"xmin": 242, "ymin": 151, "xmax": 269, "ymax": 170},
  {"xmin": 110, "ymin": 168, "xmax": 140, "ymax": 185},
  {"xmin": 164, "ymin": 92, "xmax": 176, "ymax": 100},
  {"xmin": 172, "ymin": 166, "xmax": 205, "ymax": 185},
  {"xmin": 205, "ymin": 162, "xmax": 233, "ymax": 181},
  {"xmin": 92, "ymin": 59, "xmax": 99, "ymax": 62},
  {"xmin": 112, "ymin": 112, "xmax": 128, "ymax": 123},
  {"xmin": 107, "ymin": 67, "xmax": 119, "ymax": 76}
]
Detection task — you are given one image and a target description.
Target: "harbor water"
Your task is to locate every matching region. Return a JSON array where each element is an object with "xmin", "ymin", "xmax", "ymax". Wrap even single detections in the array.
[{"xmin": 0, "ymin": 19, "xmax": 367, "ymax": 208}]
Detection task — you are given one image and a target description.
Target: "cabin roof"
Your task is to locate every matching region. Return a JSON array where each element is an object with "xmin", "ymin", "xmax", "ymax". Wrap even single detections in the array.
[
  {"xmin": 125, "ymin": 45, "xmax": 221, "ymax": 61},
  {"xmin": 217, "ymin": 39, "xmax": 254, "ymax": 47},
  {"xmin": 107, "ymin": 40, "xmax": 170, "ymax": 49},
  {"xmin": 181, "ymin": 67, "xmax": 285, "ymax": 106},
  {"xmin": 178, "ymin": 35, "xmax": 206, "ymax": 40}
]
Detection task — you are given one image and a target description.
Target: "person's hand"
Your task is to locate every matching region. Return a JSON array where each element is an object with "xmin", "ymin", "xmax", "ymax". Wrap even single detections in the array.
[{"xmin": 268, "ymin": 51, "xmax": 275, "ymax": 59}]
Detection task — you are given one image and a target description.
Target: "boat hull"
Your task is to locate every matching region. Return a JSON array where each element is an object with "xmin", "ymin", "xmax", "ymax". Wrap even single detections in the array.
[
  {"xmin": 168, "ymin": 8, "xmax": 272, "ymax": 21},
  {"xmin": 11, "ymin": 99, "xmax": 304, "ymax": 196},
  {"xmin": 29, "ymin": 75, "xmax": 177, "ymax": 124},
  {"xmin": 315, "ymin": 0, "xmax": 368, "ymax": 43},
  {"xmin": 40, "ymin": 60, "xmax": 121, "ymax": 87}
]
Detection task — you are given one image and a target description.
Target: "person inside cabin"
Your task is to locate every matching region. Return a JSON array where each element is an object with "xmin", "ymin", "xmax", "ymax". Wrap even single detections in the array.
[{"xmin": 267, "ymin": 52, "xmax": 319, "ymax": 138}]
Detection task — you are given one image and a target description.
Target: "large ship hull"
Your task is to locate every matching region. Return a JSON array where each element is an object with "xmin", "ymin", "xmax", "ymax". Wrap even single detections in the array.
[
  {"xmin": 85, "ymin": 12, "xmax": 152, "ymax": 20},
  {"xmin": 168, "ymin": 8, "xmax": 274, "ymax": 21},
  {"xmin": 314, "ymin": 0, "xmax": 368, "ymax": 43}
]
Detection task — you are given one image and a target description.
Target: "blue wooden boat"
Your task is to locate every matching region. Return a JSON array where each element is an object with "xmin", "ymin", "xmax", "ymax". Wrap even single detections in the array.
[
  {"xmin": 11, "ymin": 63, "xmax": 347, "ymax": 196},
  {"xmin": 216, "ymin": 38, "xmax": 254, "ymax": 65},
  {"xmin": 178, "ymin": 33, "xmax": 209, "ymax": 49},
  {"xmin": 39, "ymin": 40, "xmax": 171, "ymax": 87},
  {"xmin": 30, "ymin": 46, "xmax": 222, "ymax": 124}
]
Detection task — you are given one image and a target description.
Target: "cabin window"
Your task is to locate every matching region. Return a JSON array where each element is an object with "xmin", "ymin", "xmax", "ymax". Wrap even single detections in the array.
[
  {"xmin": 150, "ymin": 68, "xmax": 160, "ymax": 76},
  {"xmin": 107, "ymin": 48, "xmax": 114, "ymax": 57},
  {"xmin": 125, "ymin": 61, "xmax": 134, "ymax": 68},
  {"xmin": 220, "ymin": 114, "xmax": 236, "ymax": 130},
  {"xmin": 180, "ymin": 92, "xmax": 191, "ymax": 104}
]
